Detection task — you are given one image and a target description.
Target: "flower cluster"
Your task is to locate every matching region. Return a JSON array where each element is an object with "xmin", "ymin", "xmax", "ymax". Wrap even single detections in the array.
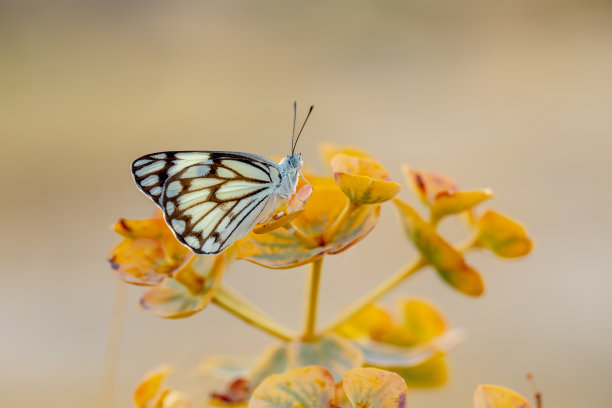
[{"xmin": 108, "ymin": 143, "xmax": 533, "ymax": 407}]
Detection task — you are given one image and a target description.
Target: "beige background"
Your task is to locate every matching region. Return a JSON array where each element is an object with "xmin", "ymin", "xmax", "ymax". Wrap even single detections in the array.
[{"xmin": 1, "ymin": 1, "xmax": 611, "ymax": 407}]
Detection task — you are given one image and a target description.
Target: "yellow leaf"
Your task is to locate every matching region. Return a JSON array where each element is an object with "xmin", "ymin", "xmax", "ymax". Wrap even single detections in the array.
[
  {"xmin": 331, "ymin": 154, "xmax": 401, "ymax": 204},
  {"xmin": 394, "ymin": 198, "xmax": 484, "ymax": 296},
  {"xmin": 475, "ymin": 211, "xmax": 533, "ymax": 258},
  {"xmin": 134, "ymin": 365, "xmax": 172, "ymax": 408},
  {"xmin": 334, "ymin": 304, "xmax": 394, "ymax": 340},
  {"xmin": 342, "ymin": 367, "xmax": 408, "ymax": 408},
  {"xmin": 473, "ymin": 385, "xmax": 532, "ymax": 408},
  {"xmin": 249, "ymin": 366, "xmax": 335, "ymax": 408},
  {"xmin": 431, "ymin": 189, "xmax": 493, "ymax": 223}
]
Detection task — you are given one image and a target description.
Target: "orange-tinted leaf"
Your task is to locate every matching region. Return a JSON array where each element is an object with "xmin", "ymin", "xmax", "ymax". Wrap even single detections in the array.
[
  {"xmin": 473, "ymin": 385, "xmax": 532, "ymax": 408},
  {"xmin": 134, "ymin": 365, "xmax": 171, "ymax": 408},
  {"xmin": 342, "ymin": 367, "xmax": 408, "ymax": 408},
  {"xmin": 110, "ymin": 216, "xmax": 193, "ymax": 286},
  {"xmin": 401, "ymin": 165, "xmax": 457, "ymax": 205},
  {"xmin": 331, "ymin": 154, "xmax": 401, "ymax": 204},
  {"xmin": 249, "ymin": 366, "xmax": 335, "ymax": 408},
  {"xmin": 431, "ymin": 189, "xmax": 493, "ymax": 223},
  {"xmin": 475, "ymin": 211, "xmax": 533, "ymax": 258},
  {"xmin": 394, "ymin": 199, "xmax": 484, "ymax": 296}
]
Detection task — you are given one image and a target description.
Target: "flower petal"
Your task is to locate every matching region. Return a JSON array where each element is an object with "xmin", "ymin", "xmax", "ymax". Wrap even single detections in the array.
[
  {"xmin": 430, "ymin": 189, "xmax": 493, "ymax": 223},
  {"xmin": 334, "ymin": 304, "xmax": 394, "ymax": 340},
  {"xmin": 332, "ymin": 154, "xmax": 401, "ymax": 204},
  {"xmin": 389, "ymin": 354, "xmax": 448, "ymax": 388},
  {"xmin": 319, "ymin": 143, "xmax": 373, "ymax": 168},
  {"xmin": 342, "ymin": 367, "xmax": 408, "ymax": 408},
  {"xmin": 474, "ymin": 211, "xmax": 533, "ymax": 258},
  {"xmin": 473, "ymin": 385, "xmax": 532, "ymax": 408},
  {"xmin": 401, "ymin": 165, "xmax": 457, "ymax": 205},
  {"xmin": 134, "ymin": 365, "xmax": 172, "ymax": 408},
  {"xmin": 253, "ymin": 186, "xmax": 313, "ymax": 234},
  {"xmin": 394, "ymin": 199, "xmax": 484, "ymax": 296},
  {"xmin": 248, "ymin": 366, "xmax": 335, "ymax": 408}
]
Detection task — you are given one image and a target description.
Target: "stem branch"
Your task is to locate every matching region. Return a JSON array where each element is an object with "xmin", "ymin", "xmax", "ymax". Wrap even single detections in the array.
[
  {"xmin": 213, "ymin": 284, "xmax": 296, "ymax": 342},
  {"xmin": 323, "ymin": 256, "xmax": 427, "ymax": 333}
]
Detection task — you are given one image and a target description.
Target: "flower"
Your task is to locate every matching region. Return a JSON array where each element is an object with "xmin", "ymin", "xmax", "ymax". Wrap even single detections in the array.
[
  {"xmin": 473, "ymin": 384, "xmax": 533, "ymax": 408},
  {"xmin": 473, "ymin": 210, "xmax": 533, "ymax": 258},
  {"xmin": 394, "ymin": 198, "xmax": 485, "ymax": 296},
  {"xmin": 109, "ymin": 211, "xmax": 234, "ymax": 318},
  {"xmin": 109, "ymin": 211, "xmax": 194, "ymax": 286},
  {"xmin": 134, "ymin": 365, "xmax": 190, "ymax": 408},
  {"xmin": 335, "ymin": 298, "xmax": 453, "ymax": 388},
  {"xmin": 237, "ymin": 174, "xmax": 381, "ymax": 268},
  {"xmin": 401, "ymin": 165, "xmax": 457, "ymax": 206},
  {"xmin": 249, "ymin": 366, "xmax": 408, "ymax": 408},
  {"xmin": 331, "ymin": 154, "xmax": 401, "ymax": 205}
]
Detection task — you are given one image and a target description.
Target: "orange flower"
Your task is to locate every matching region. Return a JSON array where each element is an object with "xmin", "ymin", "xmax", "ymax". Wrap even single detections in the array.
[
  {"xmin": 134, "ymin": 365, "xmax": 190, "ymax": 408},
  {"xmin": 402, "ymin": 165, "xmax": 457, "ymax": 206},
  {"xmin": 237, "ymin": 174, "xmax": 381, "ymax": 268},
  {"xmin": 109, "ymin": 211, "xmax": 194, "ymax": 286},
  {"xmin": 109, "ymin": 211, "xmax": 234, "ymax": 318},
  {"xmin": 473, "ymin": 210, "xmax": 533, "ymax": 258}
]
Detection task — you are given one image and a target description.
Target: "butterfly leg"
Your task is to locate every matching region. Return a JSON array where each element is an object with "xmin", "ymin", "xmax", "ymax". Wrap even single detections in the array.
[{"xmin": 296, "ymin": 171, "xmax": 312, "ymax": 203}]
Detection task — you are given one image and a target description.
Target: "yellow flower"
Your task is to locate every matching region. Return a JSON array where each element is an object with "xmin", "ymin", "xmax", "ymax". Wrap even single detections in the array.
[
  {"xmin": 473, "ymin": 384, "xmax": 533, "ymax": 408},
  {"xmin": 109, "ymin": 211, "xmax": 194, "ymax": 286},
  {"xmin": 336, "ymin": 298, "xmax": 451, "ymax": 388},
  {"xmin": 401, "ymin": 165, "xmax": 457, "ymax": 206},
  {"xmin": 134, "ymin": 365, "xmax": 191, "ymax": 408},
  {"xmin": 237, "ymin": 174, "xmax": 381, "ymax": 268},
  {"xmin": 249, "ymin": 366, "xmax": 407, "ymax": 408},
  {"xmin": 473, "ymin": 210, "xmax": 533, "ymax": 258},
  {"xmin": 331, "ymin": 154, "xmax": 402, "ymax": 205}
]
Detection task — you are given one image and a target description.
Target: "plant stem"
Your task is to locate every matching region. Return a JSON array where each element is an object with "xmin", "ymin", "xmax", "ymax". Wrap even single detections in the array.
[
  {"xmin": 212, "ymin": 284, "xmax": 296, "ymax": 342},
  {"xmin": 302, "ymin": 257, "xmax": 324, "ymax": 341},
  {"xmin": 325, "ymin": 200, "xmax": 358, "ymax": 241},
  {"xmin": 322, "ymin": 256, "xmax": 427, "ymax": 333},
  {"xmin": 99, "ymin": 279, "xmax": 128, "ymax": 408}
]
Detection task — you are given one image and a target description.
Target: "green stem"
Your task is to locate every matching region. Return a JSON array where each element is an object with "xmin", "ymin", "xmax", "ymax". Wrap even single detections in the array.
[
  {"xmin": 302, "ymin": 257, "xmax": 324, "ymax": 341},
  {"xmin": 213, "ymin": 284, "xmax": 296, "ymax": 342},
  {"xmin": 322, "ymin": 256, "xmax": 427, "ymax": 333}
]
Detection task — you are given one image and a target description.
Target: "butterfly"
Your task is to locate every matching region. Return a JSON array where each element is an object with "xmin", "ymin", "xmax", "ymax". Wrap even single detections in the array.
[{"xmin": 131, "ymin": 103, "xmax": 313, "ymax": 255}]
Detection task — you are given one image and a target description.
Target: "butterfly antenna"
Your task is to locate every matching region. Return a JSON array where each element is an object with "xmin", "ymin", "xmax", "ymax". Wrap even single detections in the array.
[
  {"xmin": 291, "ymin": 101, "xmax": 297, "ymax": 154},
  {"xmin": 293, "ymin": 105, "xmax": 314, "ymax": 153}
]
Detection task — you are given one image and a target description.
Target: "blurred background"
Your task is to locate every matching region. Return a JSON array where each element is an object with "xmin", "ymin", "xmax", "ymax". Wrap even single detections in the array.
[{"xmin": 2, "ymin": 0, "xmax": 611, "ymax": 406}]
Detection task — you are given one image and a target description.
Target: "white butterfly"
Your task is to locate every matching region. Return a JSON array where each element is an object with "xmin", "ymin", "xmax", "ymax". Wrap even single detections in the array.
[{"xmin": 131, "ymin": 104, "xmax": 313, "ymax": 255}]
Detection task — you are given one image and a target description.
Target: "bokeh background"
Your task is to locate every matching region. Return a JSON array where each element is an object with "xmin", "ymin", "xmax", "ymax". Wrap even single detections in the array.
[{"xmin": 2, "ymin": 1, "xmax": 611, "ymax": 407}]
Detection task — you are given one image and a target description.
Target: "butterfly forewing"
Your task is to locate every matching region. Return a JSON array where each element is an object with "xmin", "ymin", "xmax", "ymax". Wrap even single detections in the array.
[{"xmin": 132, "ymin": 151, "xmax": 283, "ymax": 254}]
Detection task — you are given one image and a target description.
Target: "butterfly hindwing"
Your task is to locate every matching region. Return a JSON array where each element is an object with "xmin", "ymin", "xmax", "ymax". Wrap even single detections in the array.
[{"xmin": 132, "ymin": 151, "xmax": 284, "ymax": 254}]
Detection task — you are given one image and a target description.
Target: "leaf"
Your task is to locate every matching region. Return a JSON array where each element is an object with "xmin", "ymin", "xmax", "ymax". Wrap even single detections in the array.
[
  {"xmin": 342, "ymin": 367, "xmax": 408, "ymax": 408},
  {"xmin": 473, "ymin": 385, "xmax": 532, "ymax": 408},
  {"xmin": 430, "ymin": 189, "xmax": 493, "ymax": 223},
  {"xmin": 288, "ymin": 335, "xmax": 365, "ymax": 382},
  {"xmin": 248, "ymin": 366, "xmax": 335, "ymax": 408},
  {"xmin": 475, "ymin": 211, "xmax": 533, "ymax": 258},
  {"xmin": 334, "ymin": 304, "xmax": 394, "ymax": 340},
  {"xmin": 393, "ymin": 198, "xmax": 484, "ymax": 296}
]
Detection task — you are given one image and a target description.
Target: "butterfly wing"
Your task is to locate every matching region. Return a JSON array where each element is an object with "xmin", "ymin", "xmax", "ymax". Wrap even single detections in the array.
[{"xmin": 132, "ymin": 151, "xmax": 283, "ymax": 254}]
